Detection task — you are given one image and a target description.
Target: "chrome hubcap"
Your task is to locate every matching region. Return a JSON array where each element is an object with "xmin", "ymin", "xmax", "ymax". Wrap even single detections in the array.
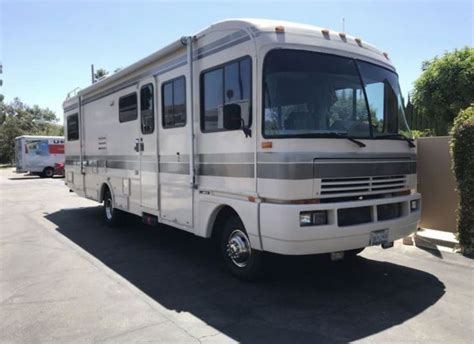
[
  {"xmin": 226, "ymin": 229, "xmax": 251, "ymax": 268},
  {"xmin": 105, "ymin": 198, "xmax": 113, "ymax": 220}
]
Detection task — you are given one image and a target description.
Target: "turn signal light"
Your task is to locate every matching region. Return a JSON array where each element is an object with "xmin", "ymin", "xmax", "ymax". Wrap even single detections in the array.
[{"xmin": 410, "ymin": 200, "xmax": 420, "ymax": 212}]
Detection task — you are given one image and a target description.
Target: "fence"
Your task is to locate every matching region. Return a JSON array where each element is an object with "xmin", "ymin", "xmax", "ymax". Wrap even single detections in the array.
[{"xmin": 416, "ymin": 136, "xmax": 458, "ymax": 233}]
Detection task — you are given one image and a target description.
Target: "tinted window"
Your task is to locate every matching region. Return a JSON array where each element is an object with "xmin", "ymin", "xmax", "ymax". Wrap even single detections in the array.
[
  {"xmin": 119, "ymin": 93, "xmax": 138, "ymax": 123},
  {"xmin": 201, "ymin": 57, "xmax": 252, "ymax": 132},
  {"xmin": 67, "ymin": 113, "xmax": 79, "ymax": 141},
  {"xmin": 140, "ymin": 84, "xmax": 154, "ymax": 134},
  {"xmin": 162, "ymin": 76, "xmax": 186, "ymax": 129}
]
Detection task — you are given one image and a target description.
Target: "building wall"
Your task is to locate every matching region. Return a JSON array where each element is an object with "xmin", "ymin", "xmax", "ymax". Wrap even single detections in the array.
[{"xmin": 417, "ymin": 136, "xmax": 458, "ymax": 233}]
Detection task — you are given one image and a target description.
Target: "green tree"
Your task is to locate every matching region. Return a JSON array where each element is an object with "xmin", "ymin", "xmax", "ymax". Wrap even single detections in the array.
[
  {"xmin": 412, "ymin": 47, "xmax": 474, "ymax": 135},
  {"xmin": 0, "ymin": 96, "xmax": 63, "ymax": 164},
  {"xmin": 94, "ymin": 68, "xmax": 109, "ymax": 81}
]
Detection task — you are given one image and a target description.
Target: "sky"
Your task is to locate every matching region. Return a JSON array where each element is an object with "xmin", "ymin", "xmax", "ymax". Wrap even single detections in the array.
[{"xmin": 1, "ymin": 0, "xmax": 473, "ymax": 123}]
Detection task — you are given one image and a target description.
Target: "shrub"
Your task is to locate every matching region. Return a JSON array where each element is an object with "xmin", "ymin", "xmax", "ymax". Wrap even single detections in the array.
[
  {"xmin": 409, "ymin": 129, "xmax": 435, "ymax": 139},
  {"xmin": 450, "ymin": 105, "xmax": 474, "ymax": 256}
]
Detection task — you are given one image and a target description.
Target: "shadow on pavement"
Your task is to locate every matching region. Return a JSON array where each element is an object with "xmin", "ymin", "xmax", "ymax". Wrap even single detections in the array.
[
  {"xmin": 8, "ymin": 176, "xmax": 64, "ymax": 180},
  {"xmin": 8, "ymin": 176, "xmax": 41, "ymax": 180},
  {"xmin": 46, "ymin": 206, "xmax": 445, "ymax": 343}
]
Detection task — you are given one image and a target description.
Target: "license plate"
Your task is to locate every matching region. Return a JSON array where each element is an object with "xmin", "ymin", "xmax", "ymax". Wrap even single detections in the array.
[{"xmin": 370, "ymin": 229, "xmax": 389, "ymax": 246}]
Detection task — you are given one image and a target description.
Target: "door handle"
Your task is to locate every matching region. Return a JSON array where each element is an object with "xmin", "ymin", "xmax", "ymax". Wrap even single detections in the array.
[
  {"xmin": 134, "ymin": 138, "xmax": 139, "ymax": 152},
  {"xmin": 134, "ymin": 138, "xmax": 144, "ymax": 152}
]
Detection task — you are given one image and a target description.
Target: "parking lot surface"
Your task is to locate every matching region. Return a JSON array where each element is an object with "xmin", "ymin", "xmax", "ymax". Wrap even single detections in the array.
[{"xmin": 1, "ymin": 168, "xmax": 473, "ymax": 343}]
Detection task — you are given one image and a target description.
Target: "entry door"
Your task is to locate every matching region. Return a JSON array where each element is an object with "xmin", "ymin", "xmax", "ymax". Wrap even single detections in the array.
[
  {"xmin": 138, "ymin": 78, "xmax": 159, "ymax": 210},
  {"xmin": 157, "ymin": 74, "xmax": 193, "ymax": 228}
]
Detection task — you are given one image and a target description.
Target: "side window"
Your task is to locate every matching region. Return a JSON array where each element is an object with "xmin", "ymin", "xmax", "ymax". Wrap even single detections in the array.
[
  {"xmin": 140, "ymin": 84, "xmax": 154, "ymax": 134},
  {"xmin": 119, "ymin": 92, "xmax": 138, "ymax": 123},
  {"xmin": 162, "ymin": 76, "xmax": 186, "ymax": 129},
  {"xmin": 67, "ymin": 113, "xmax": 79, "ymax": 141},
  {"xmin": 201, "ymin": 56, "xmax": 252, "ymax": 132}
]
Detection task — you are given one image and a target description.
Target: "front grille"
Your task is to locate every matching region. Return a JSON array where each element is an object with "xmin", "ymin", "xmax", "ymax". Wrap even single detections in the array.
[
  {"xmin": 320, "ymin": 175, "xmax": 407, "ymax": 197},
  {"xmin": 377, "ymin": 202, "xmax": 402, "ymax": 221},
  {"xmin": 338, "ymin": 206, "xmax": 372, "ymax": 227}
]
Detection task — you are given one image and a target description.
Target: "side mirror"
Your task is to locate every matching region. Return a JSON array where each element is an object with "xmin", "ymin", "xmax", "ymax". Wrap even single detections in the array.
[{"xmin": 223, "ymin": 104, "xmax": 242, "ymax": 130}]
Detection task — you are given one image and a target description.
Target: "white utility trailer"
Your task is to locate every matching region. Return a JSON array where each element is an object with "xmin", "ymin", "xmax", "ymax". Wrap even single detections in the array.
[
  {"xmin": 15, "ymin": 135, "xmax": 65, "ymax": 178},
  {"xmin": 63, "ymin": 19, "xmax": 421, "ymax": 279}
]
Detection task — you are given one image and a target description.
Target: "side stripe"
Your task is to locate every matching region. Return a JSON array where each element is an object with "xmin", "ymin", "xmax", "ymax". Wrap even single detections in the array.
[{"xmin": 65, "ymin": 154, "xmax": 416, "ymax": 179}]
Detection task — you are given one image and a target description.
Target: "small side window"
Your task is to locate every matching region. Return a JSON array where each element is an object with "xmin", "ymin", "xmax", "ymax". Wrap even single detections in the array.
[
  {"xmin": 119, "ymin": 93, "xmax": 138, "ymax": 123},
  {"xmin": 162, "ymin": 76, "xmax": 186, "ymax": 129},
  {"xmin": 140, "ymin": 84, "xmax": 154, "ymax": 134},
  {"xmin": 67, "ymin": 113, "xmax": 79, "ymax": 141}
]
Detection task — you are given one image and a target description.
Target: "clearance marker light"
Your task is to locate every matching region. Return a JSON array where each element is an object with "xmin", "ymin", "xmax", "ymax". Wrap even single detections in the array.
[
  {"xmin": 355, "ymin": 37, "xmax": 363, "ymax": 47},
  {"xmin": 383, "ymin": 52, "xmax": 390, "ymax": 60},
  {"xmin": 275, "ymin": 25, "xmax": 285, "ymax": 33},
  {"xmin": 262, "ymin": 141, "xmax": 273, "ymax": 149},
  {"xmin": 339, "ymin": 32, "xmax": 347, "ymax": 42}
]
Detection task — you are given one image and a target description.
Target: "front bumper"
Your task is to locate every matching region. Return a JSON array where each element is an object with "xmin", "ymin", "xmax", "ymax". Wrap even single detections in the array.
[{"xmin": 260, "ymin": 193, "xmax": 421, "ymax": 255}]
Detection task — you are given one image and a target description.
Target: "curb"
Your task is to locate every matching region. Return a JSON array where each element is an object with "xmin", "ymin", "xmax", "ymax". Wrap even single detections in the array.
[{"xmin": 403, "ymin": 228, "xmax": 459, "ymax": 252}]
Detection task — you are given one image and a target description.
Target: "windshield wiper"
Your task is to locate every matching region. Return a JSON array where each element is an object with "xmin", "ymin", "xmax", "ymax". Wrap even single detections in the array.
[
  {"xmin": 300, "ymin": 132, "xmax": 366, "ymax": 148},
  {"xmin": 376, "ymin": 134, "xmax": 416, "ymax": 148}
]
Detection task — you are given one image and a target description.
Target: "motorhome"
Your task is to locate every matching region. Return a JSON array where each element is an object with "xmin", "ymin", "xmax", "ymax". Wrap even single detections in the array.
[
  {"xmin": 15, "ymin": 135, "xmax": 65, "ymax": 178},
  {"xmin": 63, "ymin": 19, "xmax": 421, "ymax": 279}
]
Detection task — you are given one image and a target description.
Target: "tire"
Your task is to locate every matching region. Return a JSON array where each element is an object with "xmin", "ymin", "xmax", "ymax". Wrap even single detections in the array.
[
  {"xmin": 103, "ymin": 189, "xmax": 122, "ymax": 227},
  {"xmin": 219, "ymin": 215, "xmax": 264, "ymax": 281},
  {"xmin": 42, "ymin": 167, "xmax": 54, "ymax": 178}
]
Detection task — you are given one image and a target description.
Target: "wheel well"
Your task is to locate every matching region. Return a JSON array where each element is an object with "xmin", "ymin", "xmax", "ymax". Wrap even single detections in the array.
[
  {"xmin": 99, "ymin": 183, "xmax": 110, "ymax": 203},
  {"xmin": 211, "ymin": 205, "xmax": 240, "ymax": 240},
  {"xmin": 43, "ymin": 166, "xmax": 54, "ymax": 172}
]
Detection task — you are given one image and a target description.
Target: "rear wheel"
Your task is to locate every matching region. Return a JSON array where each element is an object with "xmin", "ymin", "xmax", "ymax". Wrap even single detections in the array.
[
  {"xmin": 103, "ymin": 189, "xmax": 122, "ymax": 227},
  {"xmin": 220, "ymin": 215, "xmax": 264, "ymax": 281},
  {"xmin": 41, "ymin": 167, "xmax": 54, "ymax": 178}
]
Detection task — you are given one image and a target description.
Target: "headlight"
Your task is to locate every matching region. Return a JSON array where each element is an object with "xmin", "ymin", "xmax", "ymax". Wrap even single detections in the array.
[{"xmin": 300, "ymin": 210, "xmax": 328, "ymax": 226}]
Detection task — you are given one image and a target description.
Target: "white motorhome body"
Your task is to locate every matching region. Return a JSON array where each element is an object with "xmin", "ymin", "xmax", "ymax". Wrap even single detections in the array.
[
  {"xmin": 15, "ymin": 135, "xmax": 65, "ymax": 177},
  {"xmin": 64, "ymin": 19, "xmax": 421, "ymax": 278}
]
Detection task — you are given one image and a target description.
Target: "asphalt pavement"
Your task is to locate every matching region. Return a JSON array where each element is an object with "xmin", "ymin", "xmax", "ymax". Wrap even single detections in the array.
[{"xmin": 1, "ymin": 168, "xmax": 473, "ymax": 343}]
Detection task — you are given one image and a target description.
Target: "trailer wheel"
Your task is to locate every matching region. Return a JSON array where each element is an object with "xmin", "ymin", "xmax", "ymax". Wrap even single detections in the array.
[
  {"xmin": 41, "ymin": 167, "xmax": 54, "ymax": 178},
  {"xmin": 103, "ymin": 189, "xmax": 122, "ymax": 227},
  {"xmin": 220, "ymin": 215, "xmax": 264, "ymax": 281}
]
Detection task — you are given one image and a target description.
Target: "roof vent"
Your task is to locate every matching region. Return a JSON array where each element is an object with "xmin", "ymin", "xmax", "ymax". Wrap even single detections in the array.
[
  {"xmin": 321, "ymin": 29, "xmax": 330, "ymax": 39},
  {"xmin": 275, "ymin": 25, "xmax": 285, "ymax": 33}
]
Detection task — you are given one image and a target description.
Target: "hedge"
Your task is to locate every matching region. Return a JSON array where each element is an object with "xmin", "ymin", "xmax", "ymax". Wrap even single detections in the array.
[{"xmin": 450, "ymin": 106, "xmax": 474, "ymax": 256}]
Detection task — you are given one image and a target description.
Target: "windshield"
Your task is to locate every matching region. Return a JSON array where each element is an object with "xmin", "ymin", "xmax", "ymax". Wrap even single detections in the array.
[{"xmin": 263, "ymin": 49, "xmax": 410, "ymax": 139}]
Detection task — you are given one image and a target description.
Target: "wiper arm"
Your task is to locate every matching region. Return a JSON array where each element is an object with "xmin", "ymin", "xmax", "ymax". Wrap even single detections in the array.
[
  {"xmin": 345, "ymin": 137, "xmax": 366, "ymax": 148},
  {"xmin": 377, "ymin": 134, "xmax": 416, "ymax": 148},
  {"xmin": 312, "ymin": 133, "xmax": 366, "ymax": 148}
]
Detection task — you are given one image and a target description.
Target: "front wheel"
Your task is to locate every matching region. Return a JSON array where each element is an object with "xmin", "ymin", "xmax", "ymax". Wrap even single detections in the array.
[
  {"xmin": 41, "ymin": 167, "xmax": 55, "ymax": 178},
  {"xmin": 220, "ymin": 216, "xmax": 264, "ymax": 281}
]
